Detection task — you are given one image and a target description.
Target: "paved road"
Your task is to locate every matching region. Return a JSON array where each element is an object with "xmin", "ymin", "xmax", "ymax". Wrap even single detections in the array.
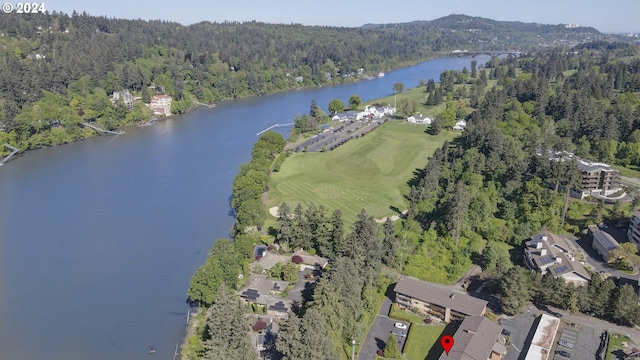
[{"xmin": 564, "ymin": 234, "xmax": 638, "ymax": 282}]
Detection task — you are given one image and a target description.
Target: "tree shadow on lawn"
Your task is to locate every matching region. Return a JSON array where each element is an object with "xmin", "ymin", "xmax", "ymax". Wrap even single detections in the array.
[{"xmin": 406, "ymin": 167, "xmax": 425, "ymax": 188}]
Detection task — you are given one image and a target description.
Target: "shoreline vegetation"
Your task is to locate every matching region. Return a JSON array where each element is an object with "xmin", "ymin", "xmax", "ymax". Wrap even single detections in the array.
[{"xmin": 182, "ymin": 40, "xmax": 640, "ymax": 359}]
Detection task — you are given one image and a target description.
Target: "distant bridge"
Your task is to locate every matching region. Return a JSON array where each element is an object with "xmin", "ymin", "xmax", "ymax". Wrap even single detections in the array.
[{"xmin": 450, "ymin": 50, "xmax": 522, "ymax": 58}]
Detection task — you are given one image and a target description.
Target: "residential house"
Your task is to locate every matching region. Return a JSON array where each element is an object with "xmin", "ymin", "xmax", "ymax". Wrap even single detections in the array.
[
  {"xmin": 238, "ymin": 274, "xmax": 291, "ymax": 319},
  {"xmin": 588, "ymin": 225, "xmax": 620, "ymax": 262},
  {"xmin": 523, "ymin": 232, "xmax": 591, "ymax": 285},
  {"xmin": 453, "ymin": 120, "xmax": 467, "ymax": 130},
  {"xmin": 437, "ymin": 316, "xmax": 505, "ymax": 360},
  {"xmin": 256, "ymin": 249, "xmax": 327, "ymax": 272},
  {"xmin": 407, "ymin": 114, "xmax": 432, "ymax": 125},
  {"xmin": 331, "ymin": 111, "xmax": 357, "ymax": 122},
  {"xmin": 292, "ymin": 249, "xmax": 328, "ymax": 271},
  {"xmin": 628, "ymin": 210, "xmax": 640, "ymax": 250},
  {"xmin": 356, "ymin": 104, "xmax": 395, "ymax": 120},
  {"xmin": 149, "ymin": 95, "xmax": 172, "ymax": 116},
  {"xmin": 393, "ymin": 276, "xmax": 487, "ymax": 323},
  {"xmin": 111, "ymin": 89, "xmax": 134, "ymax": 109}
]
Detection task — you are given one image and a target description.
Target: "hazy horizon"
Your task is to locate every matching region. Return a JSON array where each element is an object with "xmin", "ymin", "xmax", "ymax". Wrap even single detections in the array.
[{"xmin": 42, "ymin": 0, "xmax": 640, "ymax": 34}]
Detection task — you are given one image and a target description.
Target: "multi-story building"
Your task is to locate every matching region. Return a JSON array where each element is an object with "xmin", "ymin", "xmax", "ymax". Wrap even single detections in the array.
[
  {"xmin": 523, "ymin": 231, "xmax": 591, "ymax": 285},
  {"xmin": 588, "ymin": 225, "xmax": 620, "ymax": 262},
  {"xmin": 393, "ymin": 276, "xmax": 487, "ymax": 323},
  {"xmin": 628, "ymin": 210, "xmax": 640, "ymax": 249},
  {"xmin": 572, "ymin": 159, "xmax": 622, "ymax": 199},
  {"xmin": 149, "ymin": 95, "xmax": 172, "ymax": 116},
  {"xmin": 536, "ymin": 149, "xmax": 622, "ymax": 199}
]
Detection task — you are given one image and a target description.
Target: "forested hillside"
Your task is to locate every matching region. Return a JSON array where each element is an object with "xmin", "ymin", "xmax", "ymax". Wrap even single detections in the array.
[{"xmin": 0, "ymin": 12, "xmax": 618, "ymax": 155}]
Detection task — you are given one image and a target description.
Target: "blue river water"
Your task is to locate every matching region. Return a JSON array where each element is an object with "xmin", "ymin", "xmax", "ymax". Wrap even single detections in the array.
[{"xmin": 0, "ymin": 55, "xmax": 489, "ymax": 360}]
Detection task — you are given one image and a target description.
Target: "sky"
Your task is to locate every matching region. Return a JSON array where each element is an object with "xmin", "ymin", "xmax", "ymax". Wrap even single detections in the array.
[{"xmin": 47, "ymin": 0, "xmax": 640, "ymax": 34}]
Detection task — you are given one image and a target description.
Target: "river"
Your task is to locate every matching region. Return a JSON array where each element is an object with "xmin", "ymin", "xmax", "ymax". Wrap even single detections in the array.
[{"xmin": 0, "ymin": 55, "xmax": 490, "ymax": 360}]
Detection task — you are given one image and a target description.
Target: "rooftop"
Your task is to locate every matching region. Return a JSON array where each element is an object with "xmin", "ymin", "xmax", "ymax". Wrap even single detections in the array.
[
  {"xmin": 438, "ymin": 316, "xmax": 502, "ymax": 360},
  {"xmin": 394, "ymin": 277, "xmax": 487, "ymax": 316}
]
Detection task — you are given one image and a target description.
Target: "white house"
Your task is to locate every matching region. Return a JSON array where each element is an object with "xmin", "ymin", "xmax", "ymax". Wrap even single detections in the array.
[
  {"xmin": 356, "ymin": 104, "xmax": 395, "ymax": 120},
  {"xmin": 407, "ymin": 114, "xmax": 432, "ymax": 125},
  {"xmin": 453, "ymin": 120, "xmax": 467, "ymax": 130}
]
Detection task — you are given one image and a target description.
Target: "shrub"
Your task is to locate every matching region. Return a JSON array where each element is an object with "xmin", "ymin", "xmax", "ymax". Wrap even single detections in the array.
[
  {"xmin": 291, "ymin": 255, "xmax": 303, "ymax": 264},
  {"xmin": 253, "ymin": 320, "xmax": 267, "ymax": 332}
]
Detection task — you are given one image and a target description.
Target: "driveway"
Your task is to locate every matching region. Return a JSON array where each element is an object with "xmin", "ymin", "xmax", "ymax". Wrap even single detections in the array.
[
  {"xmin": 358, "ymin": 297, "xmax": 410, "ymax": 360},
  {"xmin": 499, "ymin": 309, "xmax": 539, "ymax": 360},
  {"xmin": 564, "ymin": 234, "xmax": 637, "ymax": 282}
]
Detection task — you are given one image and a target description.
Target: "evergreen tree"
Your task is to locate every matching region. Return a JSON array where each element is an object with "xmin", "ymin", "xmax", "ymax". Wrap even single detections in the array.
[
  {"xmin": 382, "ymin": 218, "xmax": 398, "ymax": 266},
  {"xmin": 500, "ymin": 266, "xmax": 532, "ymax": 315},
  {"xmin": 202, "ymin": 285, "xmax": 258, "ymax": 360},
  {"xmin": 384, "ymin": 333, "xmax": 401, "ymax": 358}
]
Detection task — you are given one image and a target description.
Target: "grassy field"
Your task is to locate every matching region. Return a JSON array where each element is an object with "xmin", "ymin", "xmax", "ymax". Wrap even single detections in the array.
[
  {"xmin": 266, "ymin": 121, "xmax": 458, "ymax": 224},
  {"xmin": 404, "ymin": 324, "xmax": 446, "ymax": 360}
]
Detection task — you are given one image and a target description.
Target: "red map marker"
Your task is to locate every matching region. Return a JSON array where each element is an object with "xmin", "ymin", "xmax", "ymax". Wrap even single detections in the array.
[{"xmin": 440, "ymin": 335, "xmax": 454, "ymax": 355}]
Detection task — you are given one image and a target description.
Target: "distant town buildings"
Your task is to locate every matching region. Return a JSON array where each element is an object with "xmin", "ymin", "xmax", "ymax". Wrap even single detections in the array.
[
  {"xmin": 149, "ymin": 95, "xmax": 172, "ymax": 116},
  {"xmin": 523, "ymin": 232, "xmax": 591, "ymax": 285}
]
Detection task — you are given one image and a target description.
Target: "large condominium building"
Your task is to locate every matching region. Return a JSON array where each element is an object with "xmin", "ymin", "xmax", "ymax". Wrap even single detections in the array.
[
  {"xmin": 628, "ymin": 210, "xmax": 640, "ymax": 249},
  {"xmin": 572, "ymin": 159, "xmax": 622, "ymax": 199}
]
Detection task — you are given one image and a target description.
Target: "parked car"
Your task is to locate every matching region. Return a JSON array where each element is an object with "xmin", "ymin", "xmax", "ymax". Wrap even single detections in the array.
[
  {"xmin": 392, "ymin": 331, "xmax": 407, "ymax": 338},
  {"xmin": 558, "ymin": 340, "xmax": 574, "ymax": 349},
  {"xmin": 394, "ymin": 322, "xmax": 407, "ymax": 330},
  {"xmin": 555, "ymin": 350, "xmax": 571, "ymax": 358}
]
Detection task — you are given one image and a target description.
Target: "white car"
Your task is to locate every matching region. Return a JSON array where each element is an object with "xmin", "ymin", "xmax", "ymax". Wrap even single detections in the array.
[{"xmin": 394, "ymin": 322, "xmax": 407, "ymax": 330}]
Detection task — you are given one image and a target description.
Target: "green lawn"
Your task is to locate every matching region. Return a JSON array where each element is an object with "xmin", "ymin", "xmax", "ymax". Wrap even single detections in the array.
[
  {"xmin": 389, "ymin": 303, "xmax": 425, "ymax": 324},
  {"xmin": 267, "ymin": 121, "xmax": 458, "ymax": 224},
  {"xmin": 606, "ymin": 333, "xmax": 630, "ymax": 360},
  {"xmin": 404, "ymin": 324, "xmax": 446, "ymax": 360}
]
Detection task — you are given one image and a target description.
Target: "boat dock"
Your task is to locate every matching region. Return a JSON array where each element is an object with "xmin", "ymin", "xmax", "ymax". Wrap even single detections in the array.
[
  {"xmin": 81, "ymin": 122, "xmax": 124, "ymax": 135},
  {"xmin": 0, "ymin": 143, "xmax": 20, "ymax": 166},
  {"xmin": 193, "ymin": 101, "xmax": 216, "ymax": 108},
  {"xmin": 256, "ymin": 123, "xmax": 295, "ymax": 136}
]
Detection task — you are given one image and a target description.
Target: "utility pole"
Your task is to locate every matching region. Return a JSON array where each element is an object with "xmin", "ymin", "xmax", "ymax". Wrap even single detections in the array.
[{"xmin": 352, "ymin": 338, "xmax": 356, "ymax": 360}]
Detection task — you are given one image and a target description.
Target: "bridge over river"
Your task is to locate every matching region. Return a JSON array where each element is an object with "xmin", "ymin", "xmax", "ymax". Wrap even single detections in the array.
[{"xmin": 450, "ymin": 50, "xmax": 522, "ymax": 57}]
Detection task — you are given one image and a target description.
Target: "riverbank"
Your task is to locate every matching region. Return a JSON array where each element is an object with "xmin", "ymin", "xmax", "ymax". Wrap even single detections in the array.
[{"xmin": 0, "ymin": 55, "xmax": 447, "ymax": 161}]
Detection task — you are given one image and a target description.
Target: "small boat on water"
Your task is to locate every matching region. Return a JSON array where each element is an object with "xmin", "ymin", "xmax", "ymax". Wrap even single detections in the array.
[
  {"xmin": 377, "ymin": 72, "xmax": 385, "ymax": 77},
  {"xmin": 149, "ymin": 346, "xmax": 156, "ymax": 354}
]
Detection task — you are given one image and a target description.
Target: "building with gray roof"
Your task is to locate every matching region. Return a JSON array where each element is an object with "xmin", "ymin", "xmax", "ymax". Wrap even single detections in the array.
[
  {"xmin": 524, "ymin": 231, "xmax": 591, "ymax": 285},
  {"xmin": 394, "ymin": 276, "xmax": 487, "ymax": 323},
  {"xmin": 438, "ymin": 316, "xmax": 505, "ymax": 360}
]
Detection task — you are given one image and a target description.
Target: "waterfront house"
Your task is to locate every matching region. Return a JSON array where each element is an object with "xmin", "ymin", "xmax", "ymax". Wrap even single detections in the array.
[{"xmin": 149, "ymin": 95, "xmax": 172, "ymax": 116}]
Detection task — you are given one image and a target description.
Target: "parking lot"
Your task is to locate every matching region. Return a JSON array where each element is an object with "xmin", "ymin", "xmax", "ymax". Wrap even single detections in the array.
[
  {"xmin": 294, "ymin": 119, "xmax": 383, "ymax": 153},
  {"xmin": 358, "ymin": 298, "xmax": 409, "ymax": 359},
  {"xmin": 552, "ymin": 324, "xmax": 602, "ymax": 360}
]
